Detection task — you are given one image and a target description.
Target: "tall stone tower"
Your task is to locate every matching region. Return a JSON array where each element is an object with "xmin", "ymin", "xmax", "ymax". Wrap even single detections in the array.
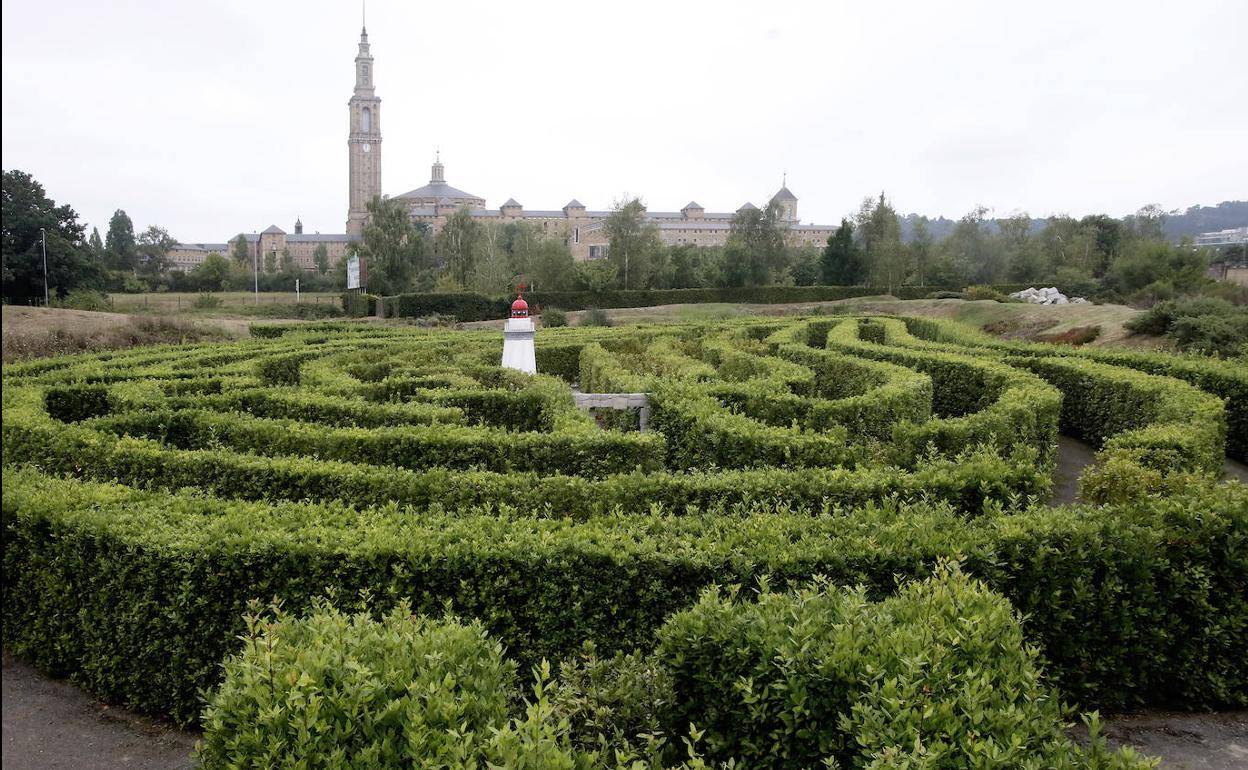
[{"xmin": 346, "ymin": 26, "xmax": 382, "ymax": 236}]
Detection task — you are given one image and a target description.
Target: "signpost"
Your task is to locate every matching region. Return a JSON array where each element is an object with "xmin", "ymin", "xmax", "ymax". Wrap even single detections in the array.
[{"xmin": 346, "ymin": 254, "xmax": 361, "ymax": 290}]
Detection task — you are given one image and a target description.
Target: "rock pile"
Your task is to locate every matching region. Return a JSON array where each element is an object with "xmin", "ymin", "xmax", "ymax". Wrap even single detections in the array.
[{"xmin": 1009, "ymin": 287, "xmax": 1090, "ymax": 305}]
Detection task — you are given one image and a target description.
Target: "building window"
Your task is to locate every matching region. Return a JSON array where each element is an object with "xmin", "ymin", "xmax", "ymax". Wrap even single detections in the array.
[
  {"xmin": 574, "ymin": 227, "xmax": 580, "ymax": 244},
  {"xmin": 589, "ymin": 245, "xmax": 608, "ymax": 260},
  {"xmin": 363, "ymin": 64, "xmax": 369, "ymax": 82},
  {"xmin": 362, "ymin": 107, "xmax": 371, "ymax": 132}
]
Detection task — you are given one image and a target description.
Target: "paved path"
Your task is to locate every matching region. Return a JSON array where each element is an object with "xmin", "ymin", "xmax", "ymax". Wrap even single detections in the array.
[{"xmin": 2, "ymin": 654, "xmax": 198, "ymax": 770}]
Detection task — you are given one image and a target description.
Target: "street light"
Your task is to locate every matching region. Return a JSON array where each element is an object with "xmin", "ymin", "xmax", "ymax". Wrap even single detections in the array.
[
  {"xmin": 252, "ymin": 242, "xmax": 260, "ymax": 305},
  {"xmin": 39, "ymin": 227, "xmax": 48, "ymax": 306}
]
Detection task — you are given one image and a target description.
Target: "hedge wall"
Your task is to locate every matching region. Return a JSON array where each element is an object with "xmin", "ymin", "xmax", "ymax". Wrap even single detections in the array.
[
  {"xmin": 385, "ymin": 285, "xmax": 986, "ymax": 321},
  {"xmin": 5, "ymin": 469, "xmax": 1243, "ymax": 726}
]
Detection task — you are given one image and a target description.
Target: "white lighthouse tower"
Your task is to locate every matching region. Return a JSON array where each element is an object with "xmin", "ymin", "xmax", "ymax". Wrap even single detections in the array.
[{"xmin": 501, "ymin": 292, "xmax": 536, "ymax": 374}]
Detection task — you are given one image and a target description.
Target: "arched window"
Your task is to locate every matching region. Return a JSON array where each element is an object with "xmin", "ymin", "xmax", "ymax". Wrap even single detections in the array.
[{"xmin": 362, "ymin": 107, "xmax": 371, "ymax": 132}]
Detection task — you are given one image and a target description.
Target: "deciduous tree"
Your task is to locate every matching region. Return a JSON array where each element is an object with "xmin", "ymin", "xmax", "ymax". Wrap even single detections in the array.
[{"xmin": 1, "ymin": 169, "xmax": 100, "ymax": 303}]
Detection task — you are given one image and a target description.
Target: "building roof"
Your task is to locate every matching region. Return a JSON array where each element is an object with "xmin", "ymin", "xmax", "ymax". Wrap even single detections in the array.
[
  {"xmin": 682, "ymin": 201, "xmax": 703, "ymax": 210},
  {"xmin": 771, "ymin": 186, "xmax": 797, "ymax": 202},
  {"xmin": 564, "ymin": 199, "xmax": 585, "ymax": 208},
  {"xmin": 501, "ymin": 198, "xmax": 522, "ymax": 208},
  {"xmin": 737, "ymin": 202, "xmax": 758, "ymax": 212},
  {"xmin": 288, "ymin": 233, "xmax": 357, "ymax": 242},
  {"xmin": 261, "ymin": 225, "xmax": 286, "ymax": 234},
  {"xmin": 394, "ymin": 181, "xmax": 484, "ymax": 202}
]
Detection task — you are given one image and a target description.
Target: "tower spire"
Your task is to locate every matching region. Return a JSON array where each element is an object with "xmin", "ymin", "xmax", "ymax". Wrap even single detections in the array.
[{"xmin": 362, "ymin": 0, "xmax": 367, "ymax": 33}]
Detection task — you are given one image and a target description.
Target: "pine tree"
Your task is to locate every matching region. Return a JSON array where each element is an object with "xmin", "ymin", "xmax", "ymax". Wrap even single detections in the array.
[{"xmin": 820, "ymin": 219, "xmax": 862, "ymax": 285}]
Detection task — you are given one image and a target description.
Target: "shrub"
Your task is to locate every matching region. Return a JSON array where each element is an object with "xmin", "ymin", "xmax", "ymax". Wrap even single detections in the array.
[
  {"xmin": 197, "ymin": 601, "xmax": 516, "ymax": 769},
  {"xmin": 43, "ymin": 384, "xmax": 113, "ymax": 423},
  {"xmin": 191, "ymin": 293, "xmax": 223, "ymax": 310},
  {"xmin": 51, "ymin": 288, "xmax": 113, "ymax": 312},
  {"xmin": 658, "ymin": 565, "xmax": 1151, "ymax": 769},
  {"xmin": 552, "ymin": 643, "xmax": 674, "ymax": 753},
  {"xmin": 581, "ymin": 307, "xmax": 612, "ymax": 327},
  {"xmin": 254, "ymin": 352, "xmax": 311, "ymax": 386},
  {"xmin": 542, "ymin": 308, "xmax": 569, "ymax": 327},
  {"xmin": 963, "ymin": 284, "xmax": 1012, "ymax": 302}
]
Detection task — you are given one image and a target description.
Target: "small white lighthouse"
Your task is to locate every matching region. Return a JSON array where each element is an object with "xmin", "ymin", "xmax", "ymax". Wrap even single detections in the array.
[{"xmin": 501, "ymin": 292, "xmax": 536, "ymax": 374}]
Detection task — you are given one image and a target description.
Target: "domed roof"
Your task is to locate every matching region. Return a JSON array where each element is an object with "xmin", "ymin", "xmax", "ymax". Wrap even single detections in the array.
[{"xmin": 510, "ymin": 296, "xmax": 529, "ymax": 317}]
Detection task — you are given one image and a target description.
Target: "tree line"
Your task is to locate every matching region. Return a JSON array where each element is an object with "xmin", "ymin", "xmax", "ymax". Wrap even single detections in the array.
[{"xmin": 4, "ymin": 168, "xmax": 1241, "ymax": 307}]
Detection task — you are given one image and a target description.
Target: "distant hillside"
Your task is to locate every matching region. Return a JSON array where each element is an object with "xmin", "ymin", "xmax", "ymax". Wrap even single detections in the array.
[{"xmin": 894, "ymin": 201, "xmax": 1247, "ymax": 243}]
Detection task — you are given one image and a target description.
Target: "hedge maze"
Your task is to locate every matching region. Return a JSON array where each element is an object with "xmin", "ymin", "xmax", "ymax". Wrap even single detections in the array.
[{"xmin": 4, "ymin": 315, "xmax": 1245, "ymax": 767}]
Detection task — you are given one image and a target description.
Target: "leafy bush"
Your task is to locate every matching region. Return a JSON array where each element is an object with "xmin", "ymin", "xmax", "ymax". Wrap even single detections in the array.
[
  {"xmin": 43, "ymin": 384, "xmax": 113, "ymax": 422},
  {"xmin": 552, "ymin": 644, "xmax": 674, "ymax": 753},
  {"xmin": 1126, "ymin": 296, "xmax": 1248, "ymax": 356},
  {"xmin": 963, "ymin": 284, "xmax": 1014, "ymax": 302},
  {"xmin": 542, "ymin": 308, "xmax": 569, "ymax": 327},
  {"xmin": 659, "ymin": 565, "xmax": 1152, "ymax": 769},
  {"xmin": 51, "ymin": 288, "xmax": 113, "ymax": 312},
  {"xmin": 191, "ymin": 293, "xmax": 223, "ymax": 309},
  {"xmin": 581, "ymin": 307, "xmax": 612, "ymax": 327},
  {"xmin": 197, "ymin": 601, "xmax": 514, "ymax": 769},
  {"xmin": 255, "ymin": 352, "xmax": 311, "ymax": 385}
]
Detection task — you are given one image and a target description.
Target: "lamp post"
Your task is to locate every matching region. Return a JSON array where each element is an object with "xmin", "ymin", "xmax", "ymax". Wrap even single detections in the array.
[
  {"xmin": 252, "ymin": 243, "xmax": 260, "ymax": 305},
  {"xmin": 39, "ymin": 227, "xmax": 48, "ymax": 306}
]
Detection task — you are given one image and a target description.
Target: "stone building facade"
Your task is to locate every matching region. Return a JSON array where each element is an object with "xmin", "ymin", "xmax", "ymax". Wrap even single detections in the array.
[{"xmin": 171, "ymin": 25, "xmax": 839, "ymax": 274}]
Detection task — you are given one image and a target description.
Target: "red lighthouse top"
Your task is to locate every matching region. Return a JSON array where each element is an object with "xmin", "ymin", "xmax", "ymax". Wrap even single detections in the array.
[{"xmin": 511, "ymin": 295, "xmax": 529, "ymax": 318}]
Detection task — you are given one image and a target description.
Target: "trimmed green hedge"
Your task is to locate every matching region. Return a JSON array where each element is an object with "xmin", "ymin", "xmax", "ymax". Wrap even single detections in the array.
[
  {"xmin": 900, "ymin": 314, "xmax": 1248, "ymax": 461},
  {"xmin": 1008, "ymin": 355, "xmax": 1227, "ymax": 475},
  {"xmin": 387, "ymin": 286, "xmax": 970, "ymax": 321},
  {"xmin": 4, "ymin": 469, "xmax": 1243, "ymax": 726}
]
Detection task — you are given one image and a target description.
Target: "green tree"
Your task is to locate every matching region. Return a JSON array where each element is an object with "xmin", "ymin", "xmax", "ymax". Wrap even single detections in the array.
[
  {"xmin": 908, "ymin": 216, "xmax": 934, "ymax": 286},
  {"xmin": 360, "ymin": 195, "xmax": 428, "ymax": 295},
  {"xmin": 88, "ymin": 227, "xmax": 104, "ymax": 261},
  {"xmin": 313, "ymin": 243, "xmax": 329, "ymax": 275},
  {"xmin": 192, "ymin": 252, "xmax": 231, "ymax": 292},
  {"xmin": 104, "ymin": 209, "xmax": 137, "ymax": 272},
  {"xmin": 436, "ymin": 208, "xmax": 484, "ymax": 288},
  {"xmin": 137, "ymin": 225, "xmax": 176, "ymax": 279},
  {"xmin": 231, "ymin": 234, "xmax": 251, "ymax": 265},
  {"xmin": 605, "ymin": 198, "xmax": 664, "ymax": 289},
  {"xmin": 280, "ymin": 247, "xmax": 296, "ymax": 273},
  {"xmin": 525, "ymin": 237, "xmax": 576, "ymax": 292},
  {"xmin": 574, "ymin": 259, "xmax": 619, "ymax": 292},
  {"xmin": 999, "ymin": 211, "xmax": 1044, "ymax": 283},
  {"xmin": 820, "ymin": 219, "xmax": 863, "ymax": 285},
  {"xmin": 856, "ymin": 193, "xmax": 905, "ymax": 292},
  {"xmin": 725, "ymin": 201, "xmax": 788, "ymax": 287},
  {"xmin": 1, "ymin": 169, "xmax": 101, "ymax": 303},
  {"xmin": 1078, "ymin": 214, "xmax": 1123, "ymax": 277},
  {"xmin": 940, "ymin": 205, "xmax": 998, "ymax": 284}
]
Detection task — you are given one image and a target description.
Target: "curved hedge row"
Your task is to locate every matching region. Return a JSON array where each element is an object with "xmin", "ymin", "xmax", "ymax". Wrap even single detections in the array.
[{"xmin": 900, "ymin": 314, "xmax": 1248, "ymax": 460}]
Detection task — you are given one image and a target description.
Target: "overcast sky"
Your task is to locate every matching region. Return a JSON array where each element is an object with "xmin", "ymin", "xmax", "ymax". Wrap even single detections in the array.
[{"xmin": 3, "ymin": 0, "xmax": 1245, "ymax": 242}]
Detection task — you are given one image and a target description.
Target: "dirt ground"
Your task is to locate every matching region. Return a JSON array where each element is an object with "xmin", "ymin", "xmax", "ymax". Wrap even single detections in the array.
[{"xmin": 4, "ymin": 653, "xmax": 1246, "ymax": 769}]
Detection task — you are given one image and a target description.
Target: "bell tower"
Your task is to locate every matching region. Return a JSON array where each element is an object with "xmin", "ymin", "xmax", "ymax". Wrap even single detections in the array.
[{"xmin": 346, "ymin": 24, "xmax": 382, "ymax": 236}]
